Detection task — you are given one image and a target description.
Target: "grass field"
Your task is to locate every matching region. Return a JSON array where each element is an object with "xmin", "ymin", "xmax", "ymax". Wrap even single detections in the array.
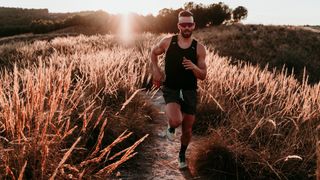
[
  {"xmin": 0, "ymin": 26, "xmax": 319, "ymax": 179},
  {"xmin": 194, "ymin": 24, "xmax": 320, "ymax": 84},
  {"xmin": 0, "ymin": 34, "xmax": 158, "ymax": 179}
]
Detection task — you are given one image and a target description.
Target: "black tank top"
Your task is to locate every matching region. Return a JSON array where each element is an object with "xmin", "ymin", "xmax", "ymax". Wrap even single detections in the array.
[{"xmin": 164, "ymin": 35, "xmax": 198, "ymax": 90}]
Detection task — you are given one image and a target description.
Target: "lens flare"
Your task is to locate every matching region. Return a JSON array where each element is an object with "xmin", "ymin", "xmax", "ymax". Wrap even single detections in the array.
[{"xmin": 119, "ymin": 12, "xmax": 132, "ymax": 44}]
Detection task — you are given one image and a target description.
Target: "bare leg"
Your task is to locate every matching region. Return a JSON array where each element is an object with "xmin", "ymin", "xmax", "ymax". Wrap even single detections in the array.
[
  {"xmin": 181, "ymin": 113, "xmax": 195, "ymax": 146},
  {"xmin": 165, "ymin": 102, "xmax": 183, "ymax": 128},
  {"xmin": 178, "ymin": 113, "xmax": 195, "ymax": 168}
]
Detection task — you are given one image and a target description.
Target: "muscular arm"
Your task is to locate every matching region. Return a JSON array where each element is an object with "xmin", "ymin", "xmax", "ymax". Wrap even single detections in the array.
[
  {"xmin": 182, "ymin": 43, "xmax": 207, "ymax": 80},
  {"xmin": 150, "ymin": 36, "xmax": 170, "ymax": 87}
]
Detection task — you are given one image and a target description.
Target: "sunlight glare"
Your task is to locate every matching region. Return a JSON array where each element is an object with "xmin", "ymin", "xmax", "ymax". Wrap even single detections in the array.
[{"xmin": 119, "ymin": 12, "xmax": 132, "ymax": 44}]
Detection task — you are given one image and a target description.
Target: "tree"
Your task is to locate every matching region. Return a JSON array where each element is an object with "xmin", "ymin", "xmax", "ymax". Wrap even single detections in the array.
[
  {"xmin": 157, "ymin": 8, "xmax": 181, "ymax": 33},
  {"xmin": 183, "ymin": 2, "xmax": 235, "ymax": 28},
  {"xmin": 207, "ymin": 2, "xmax": 232, "ymax": 26},
  {"xmin": 188, "ymin": 3, "xmax": 210, "ymax": 28},
  {"xmin": 232, "ymin": 6, "xmax": 248, "ymax": 22},
  {"xmin": 184, "ymin": 2, "xmax": 195, "ymax": 11}
]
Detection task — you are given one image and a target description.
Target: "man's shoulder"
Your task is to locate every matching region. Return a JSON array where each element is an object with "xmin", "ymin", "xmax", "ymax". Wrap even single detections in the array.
[
  {"xmin": 196, "ymin": 40, "xmax": 206, "ymax": 56},
  {"xmin": 159, "ymin": 35, "xmax": 175, "ymax": 50},
  {"xmin": 197, "ymin": 42, "xmax": 205, "ymax": 49},
  {"xmin": 160, "ymin": 34, "xmax": 175, "ymax": 43},
  {"xmin": 191, "ymin": 37, "xmax": 203, "ymax": 47}
]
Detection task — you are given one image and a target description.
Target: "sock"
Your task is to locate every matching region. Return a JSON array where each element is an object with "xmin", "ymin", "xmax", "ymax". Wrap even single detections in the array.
[
  {"xmin": 168, "ymin": 127, "xmax": 175, "ymax": 133},
  {"xmin": 179, "ymin": 144, "xmax": 188, "ymax": 157}
]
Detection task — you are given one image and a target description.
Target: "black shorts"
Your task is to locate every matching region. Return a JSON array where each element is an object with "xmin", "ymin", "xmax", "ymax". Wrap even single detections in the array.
[{"xmin": 162, "ymin": 86, "xmax": 197, "ymax": 115}]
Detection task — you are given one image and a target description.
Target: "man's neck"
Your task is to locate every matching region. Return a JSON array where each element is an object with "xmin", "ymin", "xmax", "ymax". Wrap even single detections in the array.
[{"xmin": 178, "ymin": 34, "xmax": 192, "ymax": 43}]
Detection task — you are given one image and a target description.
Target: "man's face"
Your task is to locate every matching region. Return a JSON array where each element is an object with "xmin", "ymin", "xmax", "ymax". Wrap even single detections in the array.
[{"xmin": 178, "ymin": 16, "xmax": 195, "ymax": 38}]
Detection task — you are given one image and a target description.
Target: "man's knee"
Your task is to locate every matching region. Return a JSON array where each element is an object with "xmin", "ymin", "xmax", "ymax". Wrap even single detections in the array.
[
  {"xmin": 169, "ymin": 115, "xmax": 182, "ymax": 127},
  {"xmin": 166, "ymin": 103, "xmax": 183, "ymax": 127}
]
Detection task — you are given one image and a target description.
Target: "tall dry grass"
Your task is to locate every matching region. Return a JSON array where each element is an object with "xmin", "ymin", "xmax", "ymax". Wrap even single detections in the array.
[
  {"xmin": 0, "ymin": 30, "xmax": 319, "ymax": 179},
  {"xmin": 0, "ymin": 34, "xmax": 158, "ymax": 179},
  {"xmin": 194, "ymin": 24, "xmax": 320, "ymax": 84},
  {"xmin": 193, "ymin": 51, "xmax": 320, "ymax": 179}
]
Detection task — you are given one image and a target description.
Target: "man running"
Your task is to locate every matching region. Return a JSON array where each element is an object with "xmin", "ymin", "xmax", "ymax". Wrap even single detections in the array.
[{"xmin": 150, "ymin": 10, "xmax": 207, "ymax": 169}]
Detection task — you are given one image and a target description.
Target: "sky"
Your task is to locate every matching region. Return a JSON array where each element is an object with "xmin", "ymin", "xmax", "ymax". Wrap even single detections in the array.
[{"xmin": 0, "ymin": 0, "xmax": 319, "ymax": 25}]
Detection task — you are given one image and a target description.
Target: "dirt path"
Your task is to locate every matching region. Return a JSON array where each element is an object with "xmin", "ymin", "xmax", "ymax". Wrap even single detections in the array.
[{"xmin": 116, "ymin": 90, "xmax": 201, "ymax": 180}]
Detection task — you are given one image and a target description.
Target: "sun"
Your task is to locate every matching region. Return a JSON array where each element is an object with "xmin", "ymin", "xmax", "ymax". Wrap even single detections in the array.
[
  {"xmin": 101, "ymin": 1, "xmax": 159, "ymax": 15},
  {"xmin": 101, "ymin": 1, "xmax": 159, "ymax": 44}
]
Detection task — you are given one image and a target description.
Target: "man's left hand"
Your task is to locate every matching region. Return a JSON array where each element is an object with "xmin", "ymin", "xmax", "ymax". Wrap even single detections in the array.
[{"xmin": 182, "ymin": 57, "xmax": 196, "ymax": 70}]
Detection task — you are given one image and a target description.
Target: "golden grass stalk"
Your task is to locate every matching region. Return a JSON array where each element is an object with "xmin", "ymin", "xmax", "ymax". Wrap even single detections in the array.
[
  {"xmin": 89, "ymin": 118, "xmax": 108, "ymax": 159},
  {"xmin": 96, "ymin": 134, "xmax": 148, "ymax": 176},
  {"xmin": 117, "ymin": 88, "xmax": 145, "ymax": 114},
  {"xmin": 50, "ymin": 137, "xmax": 81, "ymax": 180},
  {"xmin": 80, "ymin": 130, "xmax": 132, "ymax": 167},
  {"xmin": 18, "ymin": 161, "xmax": 27, "ymax": 180}
]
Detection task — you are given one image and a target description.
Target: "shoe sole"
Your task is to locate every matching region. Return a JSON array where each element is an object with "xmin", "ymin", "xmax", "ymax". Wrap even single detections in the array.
[
  {"xmin": 179, "ymin": 164, "xmax": 188, "ymax": 169},
  {"xmin": 166, "ymin": 129, "xmax": 175, "ymax": 141}
]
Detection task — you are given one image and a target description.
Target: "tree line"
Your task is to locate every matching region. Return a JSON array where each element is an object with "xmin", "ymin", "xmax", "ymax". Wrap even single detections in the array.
[{"xmin": 0, "ymin": 2, "xmax": 248, "ymax": 37}]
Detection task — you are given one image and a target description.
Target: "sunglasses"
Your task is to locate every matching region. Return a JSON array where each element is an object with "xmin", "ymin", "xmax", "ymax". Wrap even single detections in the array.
[{"xmin": 179, "ymin": 22, "xmax": 194, "ymax": 28}]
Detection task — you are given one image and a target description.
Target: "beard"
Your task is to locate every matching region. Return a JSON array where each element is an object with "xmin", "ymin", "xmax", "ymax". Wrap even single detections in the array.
[{"xmin": 181, "ymin": 30, "xmax": 192, "ymax": 38}]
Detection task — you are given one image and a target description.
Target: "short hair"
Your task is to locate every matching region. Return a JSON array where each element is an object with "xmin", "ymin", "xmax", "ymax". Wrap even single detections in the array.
[{"xmin": 178, "ymin": 10, "xmax": 193, "ymax": 17}]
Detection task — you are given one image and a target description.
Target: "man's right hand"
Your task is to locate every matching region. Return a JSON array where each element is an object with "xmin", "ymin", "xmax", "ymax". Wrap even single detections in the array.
[
  {"xmin": 152, "ymin": 69, "xmax": 164, "ymax": 89},
  {"xmin": 153, "ymin": 80, "xmax": 162, "ymax": 88},
  {"xmin": 150, "ymin": 36, "xmax": 170, "ymax": 89}
]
